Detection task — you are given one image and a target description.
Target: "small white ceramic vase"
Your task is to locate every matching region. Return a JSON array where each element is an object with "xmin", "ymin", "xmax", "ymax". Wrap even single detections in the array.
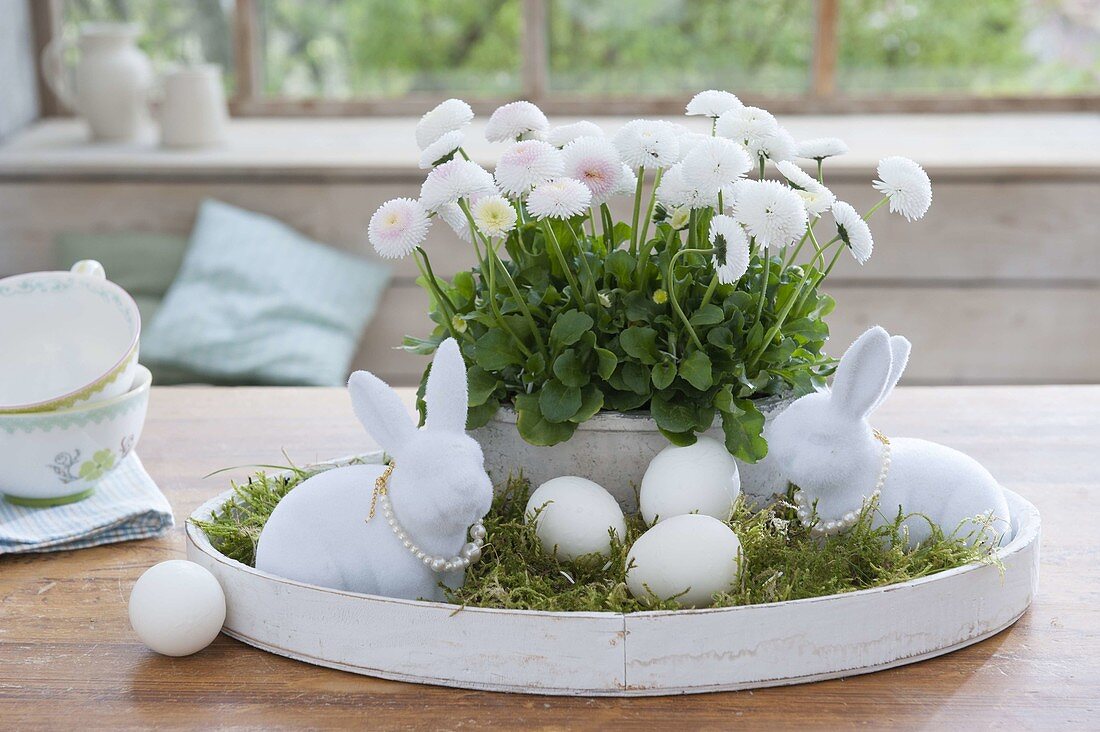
[
  {"xmin": 159, "ymin": 64, "xmax": 228, "ymax": 149},
  {"xmin": 42, "ymin": 22, "xmax": 154, "ymax": 142}
]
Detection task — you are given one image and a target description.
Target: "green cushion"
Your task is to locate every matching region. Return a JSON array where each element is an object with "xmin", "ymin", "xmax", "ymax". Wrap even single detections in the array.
[{"xmin": 56, "ymin": 232, "xmax": 188, "ymax": 297}]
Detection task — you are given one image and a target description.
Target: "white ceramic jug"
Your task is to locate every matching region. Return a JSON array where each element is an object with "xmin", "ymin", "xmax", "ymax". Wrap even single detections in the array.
[
  {"xmin": 159, "ymin": 65, "xmax": 228, "ymax": 149},
  {"xmin": 42, "ymin": 23, "xmax": 154, "ymax": 142}
]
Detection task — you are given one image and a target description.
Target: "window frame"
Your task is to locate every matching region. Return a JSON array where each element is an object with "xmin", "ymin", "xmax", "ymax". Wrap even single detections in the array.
[{"xmin": 35, "ymin": 0, "xmax": 1100, "ymax": 117}]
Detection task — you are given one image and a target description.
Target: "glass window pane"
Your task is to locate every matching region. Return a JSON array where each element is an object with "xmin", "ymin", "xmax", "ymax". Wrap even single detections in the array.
[
  {"xmin": 548, "ymin": 0, "xmax": 815, "ymax": 97},
  {"xmin": 257, "ymin": 0, "xmax": 522, "ymax": 99},
  {"xmin": 838, "ymin": 0, "xmax": 1100, "ymax": 96},
  {"xmin": 62, "ymin": 0, "xmax": 235, "ymax": 90}
]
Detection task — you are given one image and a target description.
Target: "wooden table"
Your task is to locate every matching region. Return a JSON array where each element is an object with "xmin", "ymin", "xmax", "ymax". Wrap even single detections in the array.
[{"xmin": 2, "ymin": 386, "xmax": 1097, "ymax": 729}]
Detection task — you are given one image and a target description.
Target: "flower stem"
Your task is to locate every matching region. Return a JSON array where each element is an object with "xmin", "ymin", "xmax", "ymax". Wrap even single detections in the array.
[
  {"xmin": 489, "ymin": 238, "xmax": 548, "ymax": 360},
  {"xmin": 564, "ymin": 219, "xmax": 599, "ymax": 301},
  {"xmin": 666, "ymin": 247, "xmax": 714, "ymax": 351},
  {"xmin": 630, "ymin": 166, "xmax": 645, "ymax": 254},
  {"xmin": 865, "ymin": 194, "xmax": 890, "ymax": 220},
  {"xmin": 752, "ymin": 247, "xmax": 769, "ymax": 327},
  {"xmin": 638, "ymin": 167, "xmax": 664, "ymax": 250},
  {"xmin": 413, "ymin": 248, "xmax": 465, "ymax": 343},
  {"xmin": 541, "ymin": 219, "xmax": 586, "ymax": 309},
  {"xmin": 699, "ymin": 274, "xmax": 720, "ymax": 311}
]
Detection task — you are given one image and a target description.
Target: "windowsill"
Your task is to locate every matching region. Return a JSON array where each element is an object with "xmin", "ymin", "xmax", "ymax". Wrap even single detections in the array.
[{"xmin": 1, "ymin": 113, "xmax": 1098, "ymax": 183}]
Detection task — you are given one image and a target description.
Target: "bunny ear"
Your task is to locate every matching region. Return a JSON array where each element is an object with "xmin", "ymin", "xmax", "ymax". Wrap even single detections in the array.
[
  {"xmin": 348, "ymin": 370, "xmax": 417, "ymax": 457},
  {"xmin": 830, "ymin": 326, "xmax": 893, "ymax": 420},
  {"xmin": 872, "ymin": 335, "xmax": 912, "ymax": 410},
  {"xmin": 423, "ymin": 338, "xmax": 469, "ymax": 434}
]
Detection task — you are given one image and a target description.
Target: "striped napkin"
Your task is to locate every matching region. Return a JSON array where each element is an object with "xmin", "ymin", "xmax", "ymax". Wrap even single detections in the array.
[{"xmin": 0, "ymin": 454, "xmax": 174, "ymax": 554}]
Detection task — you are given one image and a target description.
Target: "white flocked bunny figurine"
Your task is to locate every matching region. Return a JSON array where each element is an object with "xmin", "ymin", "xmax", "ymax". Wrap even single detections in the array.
[
  {"xmin": 255, "ymin": 338, "xmax": 493, "ymax": 602},
  {"xmin": 766, "ymin": 326, "xmax": 1011, "ymax": 548}
]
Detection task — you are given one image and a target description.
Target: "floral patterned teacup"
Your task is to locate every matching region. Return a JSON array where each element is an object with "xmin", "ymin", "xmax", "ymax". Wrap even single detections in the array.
[{"xmin": 0, "ymin": 366, "xmax": 151, "ymax": 506}]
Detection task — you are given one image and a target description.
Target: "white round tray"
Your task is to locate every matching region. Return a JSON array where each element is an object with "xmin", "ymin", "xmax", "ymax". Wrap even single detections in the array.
[{"xmin": 185, "ymin": 456, "xmax": 1040, "ymax": 697}]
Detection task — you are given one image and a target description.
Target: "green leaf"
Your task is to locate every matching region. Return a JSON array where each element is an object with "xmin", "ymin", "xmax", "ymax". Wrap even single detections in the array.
[
  {"xmin": 679, "ymin": 350, "xmax": 713, "ymax": 390},
  {"xmin": 466, "ymin": 401, "xmax": 499, "ymax": 430},
  {"xmin": 605, "ymin": 250, "xmax": 636, "ymax": 287},
  {"xmin": 689, "ymin": 304, "xmax": 725, "ymax": 327},
  {"xmin": 620, "ymin": 362, "xmax": 651, "ymax": 395},
  {"xmin": 553, "ymin": 349, "xmax": 589, "ymax": 388},
  {"xmin": 525, "ymin": 351, "xmax": 547, "ymax": 376},
  {"xmin": 619, "ymin": 326, "xmax": 660, "ymax": 364},
  {"xmin": 595, "ymin": 347, "xmax": 618, "ymax": 380},
  {"xmin": 570, "ymin": 384, "xmax": 605, "ymax": 423},
  {"xmin": 706, "ymin": 327, "xmax": 735, "ymax": 352},
  {"xmin": 651, "ymin": 360, "xmax": 676, "ymax": 390},
  {"xmin": 474, "ymin": 330, "xmax": 523, "ymax": 371},
  {"xmin": 651, "ymin": 393, "xmax": 697, "ymax": 433},
  {"xmin": 550, "ymin": 309, "xmax": 594, "ymax": 352},
  {"xmin": 612, "ymin": 221, "xmax": 632, "ymax": 246},
  {"xmin": 539, "ymin": 379, "xmax": 583, "ymax": 423},
  {"xmin": 466, "ymin": 366, "xmax": 501, "ymax": 406},
  {"xmin": 718, "ymin": 398, "xmax": 768, "ymax": 463},
  {"xmin": 659, "ymin": 428, "xmax": 698, "ymax": 447},
  {"xmin": 515, "ymin": 393, "xmax": 576, "ymax": 446}
]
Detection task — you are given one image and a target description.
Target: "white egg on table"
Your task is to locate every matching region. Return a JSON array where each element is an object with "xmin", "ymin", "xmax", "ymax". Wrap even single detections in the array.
[
  {"xmin": 626, "ymin": 513, "xmax": 742, "ymax": 608},
  {"xmin": 525, "ymin": 476, "xmax": 627, "ymax": 561},
  {"xmin": 128, "ymin": 560, "xmax": 226, "ymax": 657},
  {"xmin": 640, "ymin": 435, "xmax": 741, "ymax": 525}
]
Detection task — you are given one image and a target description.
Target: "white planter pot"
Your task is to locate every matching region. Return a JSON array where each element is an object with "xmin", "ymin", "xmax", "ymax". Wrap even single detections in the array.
[{"xmin": 470, "ymin": 393, "xmax": 797, "ymax": 511}]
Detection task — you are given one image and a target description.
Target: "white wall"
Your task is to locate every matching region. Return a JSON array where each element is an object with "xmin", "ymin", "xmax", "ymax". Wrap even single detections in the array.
[{"xmin": 0, "ymin": 0, "xmax": 40, "ymax": 139}]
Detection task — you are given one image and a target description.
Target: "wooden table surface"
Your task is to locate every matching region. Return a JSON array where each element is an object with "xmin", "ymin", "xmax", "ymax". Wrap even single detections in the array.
[{"xmin": 2, "ymin": 385, "xmax": 1097, "ymax": 730}]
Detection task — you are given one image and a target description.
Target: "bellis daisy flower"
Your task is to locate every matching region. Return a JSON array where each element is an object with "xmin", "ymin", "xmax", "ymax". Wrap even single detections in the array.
[
  {"xmin": 709, "ymin": 214, "xmax": 751, "ymax": 284},
  {"xmin": 494, "ymin": 140, "xmax": 564, "ymax": 198},
  {"xmin": 471, "ymin": 195, "xmax": 518, "ymax": 237},
  {"xmin": 562, "ymin": 136, "xmax": 623, "ymax": 203},
  {"xmin": 420, "ymin": 159, "xmax": 497, "ymax": 212},
  {"xmin": 796, "ymin": 137, "xmax": 849, "ymax": 161},
  {"xmin": 526, "ymin": 178, "xmax": 592, "ymax": 220},
  {"xmin": 546, "ymin": 121, "xmax": 604, "ymax": 148},
  {"xmin": 614, "ymin": 163, "xmax": 638, "ymax": 197},
  {"xmin": 655, "ymin": 163, "xmax": 708, "ymax": 210},
  {"xmin": 418, "ymin": 130, "xmax": 464, "ymax": 169},
  {"xmin": 685, "ymin": 90, "xmax": 743, "ymax": 119},
  {"xmin": 873, "ymin": 156, "xmax": 932, "ymax": 221},
  {"xmin": 776, "ymin": 160, "xmax": 836, "ymax": 216},
  {"xmin": 732, "ymin": 179, "xmax": 808, "ymax": 249},
  {"xmin": 746, "ymin": 125, "xmax": 796, "ymax": 164},
  {"xmin": 437, "ymin": 201, "xmax": 475, "ymax": 243},
  {"xmin": 485, "ymin": 101, "xmax": 549, "ymax": 143},
  {"xmin": 681, "ymin": 137, "xmax": 752, "ymax": 200},
  {"xmin": 715, "ymin": 106, "xmax": 778, "ymax": 146},
  {"xmin": 368, "ymin": 198, "xmax": 431, "ymax": 260},
  {"xmin": 831, "ymin": 200, "xmax": 874, "ymax": 264},
  {"xmin": 415, "ymin": 98, "xmax": 473, "ymax": 150},
  {"xmin": 613, "ymin": 120, "xmax": 680, "ymax": 170}
]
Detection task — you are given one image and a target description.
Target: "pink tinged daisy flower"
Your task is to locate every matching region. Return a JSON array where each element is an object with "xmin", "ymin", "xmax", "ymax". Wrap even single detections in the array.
[
  {"xmin": 709, "ymin": 214, "xmax": 751, "ymax": 284},
  {"xmin": 732, "ymin": 179, "xmax": 808, "ymax": 249},
  {"xmin": 831, "ymin": 200, "xmax": 874, "ymax": 264},
  {"xmin": 681, "ymin": 137, "xmax": 752, "ymax": 200},
  {"xmin": 685, "ymin": 90, "xmax": 743, "ymax": 119},
  {"xmin": 485, "ymin": 101, "xmax": 549, "ymax": 143},
  {"xmin": 775, "ymin": 160, "xmax": 836, "ymax": 216},
  {"xmin": 873, "ymin": 156, "xmax": 932, "ymax": 221},
  {"xmin": 368, "ymin": 198, "xmax": 431, "ymax": 260},
  {"xmin": 562, "ymin": 136, "xmax": 623, "ymax": 203},
  {"xmin": 526, "ymin": 178, "xmax": 592, "ymax": 220},
  {"xmin": 613, "ymin": 120, "xmax": 680, "ymax": 169},
  {"xmin": 471, "ymin": 195, "xmax": 518, "ymax": 237},
  {"xmin": 420, "ymin": 159, "xmax": 498, "ymax": 211},
  {"xmin": 418, "ymin": 130, "xmax": 464, "ymax": 169},
  {"xmin": 415, "ymin": 98, "xmax": 473, "ymax": 150},
  {"xmin": 797, "ymin": 137, "xmax": 849, "ymax": 161},
  {"xmin": 437, "ymin": 202, "xmax": 475, "ymax": 243},
  {"xmin": 546, "ymin": 120, "xmax": 604, "ymax": 147},
  {"xmin": 715, "ymin": 106, "xmax": 778, "ymax": 146},
  {"xmin": 494, "ymin": 139, "xmax": 564, "ymax": 198}
]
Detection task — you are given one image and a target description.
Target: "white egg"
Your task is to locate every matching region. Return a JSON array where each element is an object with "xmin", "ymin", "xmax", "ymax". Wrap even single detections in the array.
[
  {"xmin": 640, "ymin": 435, "xmax": 741, "ymax": 525},
  {"xmin": 128, "ymin": 560, "xmax": 226, "ymax": 657},
  {"xmin": 525, "ymin": 476, "xmax": 627, "ymax": 561},
  {"xmin": 626, "ymin": 513, "xmax": 742, "ymax": 607}
]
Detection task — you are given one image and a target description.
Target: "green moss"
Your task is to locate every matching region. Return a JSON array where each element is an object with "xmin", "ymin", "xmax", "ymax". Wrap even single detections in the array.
[{"xmin": 191, "ymin": 465, "xmax": 1003, "ymax": 612}]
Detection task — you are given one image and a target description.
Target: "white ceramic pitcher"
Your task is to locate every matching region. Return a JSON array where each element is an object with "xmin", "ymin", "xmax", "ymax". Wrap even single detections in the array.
[
  {"xmin": 42, "ymin": 23, "xmax": 154, "ymax": 141},
  {"xmin": 159, "ymin": 65, "xmax": 228, "ymax": 149}
]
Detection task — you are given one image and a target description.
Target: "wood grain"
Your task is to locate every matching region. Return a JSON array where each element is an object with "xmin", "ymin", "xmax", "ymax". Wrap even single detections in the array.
[{"xmin": 1, "ymin": 385, "xmax": 1097, "ymax": 729}]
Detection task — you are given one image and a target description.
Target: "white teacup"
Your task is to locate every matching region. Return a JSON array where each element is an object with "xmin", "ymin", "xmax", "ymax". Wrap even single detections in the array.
[{"xmin": 0, "ymin": 260, "xmax": 141, "ymax": 413}]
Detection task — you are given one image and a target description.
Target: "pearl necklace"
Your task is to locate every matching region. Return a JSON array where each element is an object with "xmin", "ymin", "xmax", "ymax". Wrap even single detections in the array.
[
  {"xmin": 367, "ymin": 462, "xmax": 486, "ymax": 573},
  {"xmin": 793, "ymin": 430, "xmax": 892, "ymax": 537}
]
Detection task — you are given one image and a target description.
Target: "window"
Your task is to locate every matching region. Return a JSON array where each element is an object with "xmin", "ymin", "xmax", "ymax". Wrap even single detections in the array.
[{"xmin": 52, "ymin": 0, "xmax": 1100, "ymax": 114}]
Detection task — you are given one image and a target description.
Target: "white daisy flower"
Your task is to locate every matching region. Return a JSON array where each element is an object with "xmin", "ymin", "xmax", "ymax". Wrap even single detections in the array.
[
  {"xmin": 746, "ymin": 125, "xmax": 796, "ymax": 164},
  {"xmin": 715, "ymin": 106, "xmax": 778, "ymax": 145},
  {"xmin": 873, "ymin": 156, "xmax": 932, "ymax": 221},
  {"xmin": 686, "ymin": 90, "xmax": 743, "ymax": 118},
  {"xmin": 368, "ymin": 198, "xmax": 431, "ymax": 259},
  {"xmin": 562, "ymin": 136, "xmax": 623, "ymax": 204},
  {"xmin": 494, "ymin": 139, "xmax": 563, "ymax": 198},
  {"xmin": 676, "ymin": 132, "xmax": 712, "ymax": 159},
  {"xmin": 437, "ymin": 202, "xmax": 474, "ymax": 243},
  {"xmin": 775, "ymin": 160, "xmax": 836, "ymax": 216},
  {"xmin": 732, "ymin": 179, "xmax": 808, "ymax": 249},
  {"xmin": 796, "ymin": 137, "xmax": 849, "ymax": 161},
  {"xmin": 418, "ymin": 130, "xmax": 465, "ymax": 169},
  {"xmin": 655, "ymin": 163, "xmax": 703, "ymax": 210},
  {"xmin": 613, "ymin": 119, "xmax": 680, "ymax": 169},
  {"xmin": 420, "ymin": 159, "xmax": 498, "ymax": 211},
  {"xmin": 613, "ymin": 163, "xmax": 638, "ymax": 196},
  {"xmin": 831, "ymin": 200, "xmax": 874, "ymax": 264},
  {"xmin": 485, "ymin": 100, "xmax": 549, "ymax": 143},
  {"xmin": 681, "ymin": 137, "xmax": 752, "ymax": 200},
  {"xmin": 472, "ymin": 194, "xmax": 518, "ymax": 238},
  {"xmin": 546, "ymin": 120, "xmax": 604, "ymax": 147},
  {"xmin": 526, "ymin": 178, "xmax": 592, "ymax": 220},
  {"xmin": 415, "ymin": 98, "xmax": 473, "ymax": 150},
  {"xmin": 709, "ymin": 214, "xmax": 751, "ymax": 284}
]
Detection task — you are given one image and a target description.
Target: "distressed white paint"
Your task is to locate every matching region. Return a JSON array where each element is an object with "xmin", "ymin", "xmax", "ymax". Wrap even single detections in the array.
[{"xmin": 185, "ymin": 458, "xmax": 1040, "ymax": 696}]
